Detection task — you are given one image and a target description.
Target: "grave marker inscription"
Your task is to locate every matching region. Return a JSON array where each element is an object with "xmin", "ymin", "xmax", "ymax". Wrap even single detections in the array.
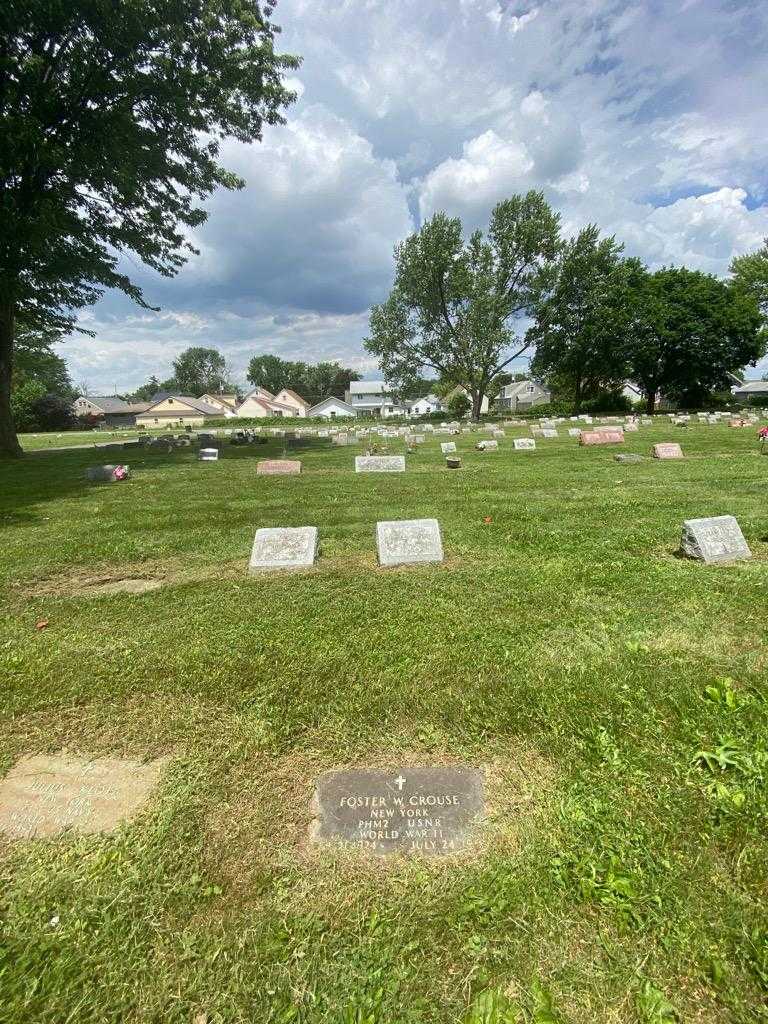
[
  {"xmin": 0, "ymin": 754, "xmax": 164, "ymax": 839},
  {"xmin": 311, "ymin": 766, "xmax": 484, "ymax": 856},
  {"xmin": 249, "ymin": 527, "xmax": 318, "ymax": 572},
  {"xmin": 355, "ymin": 456, "xmax": 406, "ymax": 473},
  {"xmin": 376, "ymin": 518, "xmax": 443, "ymax": 566},
  {"xmin": 679, "ymin": 516, "xmax": 751, "ymax": 564}
]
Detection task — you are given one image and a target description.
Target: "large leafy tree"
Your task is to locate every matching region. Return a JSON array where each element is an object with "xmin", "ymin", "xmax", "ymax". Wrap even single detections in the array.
[
  {"xmin": 172, "ymin": 346, "xmax": 232, "ymax": 396},
  {"xmin": 365, "ymin": 193, "xmax": 562, "ymax": 420},
  {"xmin": 731, "ymin": 239, "xmax": 768, "ymax": 345},
  {"xmin": 13, "ymin": 319, "xmax": 74, "ymax": 398},
  {"xmin": 627, "ymin": 268, "xmax": 763, "ymax": 413},
  {"xmin": 246, "ymin": 354, "xmax": 360, "ymax": 404},
  {"xmin": 0, "ymin": 1, "xmax": 299, "ymax": 455},
  {"xmin": 530, "ymin": 226, "xmax": 638, "ymax": 412}
]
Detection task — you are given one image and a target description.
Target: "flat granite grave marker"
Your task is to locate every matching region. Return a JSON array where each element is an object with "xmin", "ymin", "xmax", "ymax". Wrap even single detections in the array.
[
  {"xmin": 249, "ymin": 526, "xmax": 318, "ymax": 573},
  {"xmin": 615, "ymin": 453, "xmax": 643, "ymax": 464},
  {"xmin": 513, "ymin": 438, "xmax": 536, "ymax": 450},
  {"xmin": 311, "ymin": 766, "xmax": 484, "ymax": 856},
  {"xmin": 653, "ymin": 442, "xmax": 684, "ymax": 460},
  {"xmin": 376, "ymin": 518, "xmax": 443, "ymax": 566},
  {"xmin": 440, "ymin": 441, "xmax": 457, "ymax": 454},
  {"xmin": 540, "ymin": 429, "xmax": 558, "ymax": 438},
  {"xmin": 679, "ymin": 515, "xmax": 751, "ymax": 564},
  {"xmin": 0, "ymin": 753, "xmax": 165, "ymax": 839},
  {"xmin": 475, "ymin": 440, "xmax": 498, "ymax": 451},
  {"xmin": 199, "ymin": 448, "xmax": 219, "ymax": 461},
  {"xmin": 355, "ymin": 456, "xmax": 406, "ymax": 473},
  {"xmin": 257, "ymin": 459, "xmax": 302, "ymax": 476},
  {"xmin": 85, "ymin": 464, "xmax": 130, "ymax": 482}
]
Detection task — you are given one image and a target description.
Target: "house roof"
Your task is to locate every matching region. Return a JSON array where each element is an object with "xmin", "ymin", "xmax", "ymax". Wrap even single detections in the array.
[
  {"xmin": 308, "ymin": 397, "xmax": 356, "ymax": 414},
  {"xmin": 200, "ymin": 393, "xmax": 238, "ymax": 408},
  {"xmin": 501, "ymin": 380, "xmax": 549, "ymax": 399},
  {"xmin": 244, "ymin": 385, "xmax": 275, "ymax": 401},
  {"xmin": 733, "ymin": 380, "xmax": 768, "ymax": 393},
  {"xmin": 81, "ymin": 396, "xmax": 134, "ymax": 414},
  {"xmin": 143, "ymin": 395, "xmax": 223, "ymax": 416},
  {"xmin": 277, "ymin": 388, "xmax": 310, "ymax": 406}
]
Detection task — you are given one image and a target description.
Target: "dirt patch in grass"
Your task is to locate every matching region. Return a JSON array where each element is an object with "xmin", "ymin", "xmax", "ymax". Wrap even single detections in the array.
[
  {"xmin": 201, "ymin": 738, "xmax": 557, "ymax": 906},
  {"xmin": 17, "ymin": 558, "xmax": 245, "ymax": 599}
]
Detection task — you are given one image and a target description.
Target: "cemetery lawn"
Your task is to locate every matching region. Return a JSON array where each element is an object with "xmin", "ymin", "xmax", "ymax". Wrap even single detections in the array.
[{"xmin": 1, "ymin": 423, "xmax": 767, "ymax": 1024}]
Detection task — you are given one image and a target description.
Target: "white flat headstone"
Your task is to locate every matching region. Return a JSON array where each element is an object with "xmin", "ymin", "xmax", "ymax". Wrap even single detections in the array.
[
  {"xmin": 249, "ymin": 526, "xmax": 318, "ymax": 573},
  {"xmin": 568, "ymin": 428, "xmax": 581, "ymax": 437},
  {"xmin": 199, "ymin": 448, "xmax": 219, "ymax": 461},
  {"xmin": 541, "ymin": 429, "xmax": 558, "ymax": 438},
  {"xmin": 376, "ymin": 518, "xmax": 443, "ymax": 566},
  {"xmin": 440, "ymin": 441, "xmax": 457, "ymax": 454},
  {"xmin": 475, "ymin": 440, "xmax": 498, "ymax": 451},
  {"xmin": 513, "ymin": 438, "xmax": 536, "ymax": 450},
  {"xmin": 680, "ymin": 516, "xmax": 751, "ymax": 564},
  {"xmin": 355, "ymin": 456, "xmax": 406, "ymax": 473}
]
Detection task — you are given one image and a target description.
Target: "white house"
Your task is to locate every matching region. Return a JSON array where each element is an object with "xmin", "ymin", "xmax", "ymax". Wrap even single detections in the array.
[
  {"xmin": 410, "ymin": 394, "xmax": 444, "ymax": 417},
  {"xmin": 72, "ymin": 395, "xmax": 150, "ymax": 426},
  {"xmin": 345, "ymin": 380, "xmax": 409, "ymax": 417},
  {"xmin": 444, "ymin": 385, "xmax": 490, "ymax": 414},
  {"xmin": 273, "ymin": 389, "xmax": 311, "ymax": 417},
  {"xmin": 308, "ymin": 396, "xmax": 357, "ymax": 419},
  {"xmin": 236, "ymin": 386, "xmax": 298, "ymax": 418},
  {"xmin": 135, "ymin": 395, "xmax": 223, "ymax": 428},
  {"xmin": 732, "ymin": 380, "xmax": 768, "ymax": 403},
  {"xmin": 495, "ymin": 379, "xmax": 550, "ymax": 412},
  {"xmin": 198, "ymin": 393, "xmax": 239, "ymax": 417}
]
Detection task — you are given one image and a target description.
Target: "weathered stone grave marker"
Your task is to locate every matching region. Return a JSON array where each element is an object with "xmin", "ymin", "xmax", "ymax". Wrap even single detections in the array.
[
  {"xmin": 257, "ymin": 459, "xmax": 302, "ymax": 476},
  {"xmin": 475, "ymin": 440, "xmax": 498, "ymax": 451},
  {"xmin": 376, "ymin": 518, "xmax": 443, "ymax": 566},
  {"xmin": 653, "ymin": 442, "xmax": 684, "ymax": 460},
  {"xmin": 615, "ymin": 453, "xmax": 643, "ymax": 464},
  {"xmin": 85, "ymin": 464, "xmax": 130, "ymax": 482},
  {"xmin": 355, "ymin": 456, "xmax": 406, "ymax": 473},
  {"xmin": 513, "ymin": 438, "xmax": 536, "ymax": 450},
  {"xmin": 248, "ymin": 527, "xmax": 318, "ymax": 573},
  {"xmin": 579, "ymin": 430, "xmax": 624, "ymax": 446},
  {"xmin": 541, "ymin": 429, "xmax": 558, "ymax": 438},
  {"xmin": 679, "ymin": 516, "xmax": 751, "ymax": 564},
  {"xmin": 0, "ymin": 754, "xmax": 165, "ymax": 839},
  {"xmin": 440, "ymin": 441, "xmax": 457, "ymax": 454},
  {"xmin": 311, "ymin": 766, "xmax": 484, "ymax": 856}
]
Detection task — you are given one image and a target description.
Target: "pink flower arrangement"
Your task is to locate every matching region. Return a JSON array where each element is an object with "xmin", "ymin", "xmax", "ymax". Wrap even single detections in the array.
[
  {"xmin": 759, "ymin": 427, "xmax": 768, "ymax": 440},
  {"xmin": 112, "ymin": 465, "xmax": 129, "ymax": 480}
]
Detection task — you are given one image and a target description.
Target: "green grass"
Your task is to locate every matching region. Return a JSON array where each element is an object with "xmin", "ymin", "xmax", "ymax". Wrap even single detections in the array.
[{"xmin": 1, "ymin": 422, "xmax": 767, "ymax": 1023}]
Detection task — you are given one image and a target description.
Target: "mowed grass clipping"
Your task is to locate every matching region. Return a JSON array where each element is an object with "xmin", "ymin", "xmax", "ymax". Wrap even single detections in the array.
[{"xmin": 1, "ymin": 421, "xmax": 767, "ymax": 1024}]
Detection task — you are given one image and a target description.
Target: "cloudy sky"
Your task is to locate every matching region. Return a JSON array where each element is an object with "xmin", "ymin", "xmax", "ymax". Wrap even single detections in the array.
[{"xmin": 66, "ymin": 0, "xmax": 768, "ymax": 393}]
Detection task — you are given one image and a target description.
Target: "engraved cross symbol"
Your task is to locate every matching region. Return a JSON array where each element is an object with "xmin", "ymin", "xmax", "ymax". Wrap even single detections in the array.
[{"xmin": 394, "ymin": 775, "xmax": 406, "ymax": 791}]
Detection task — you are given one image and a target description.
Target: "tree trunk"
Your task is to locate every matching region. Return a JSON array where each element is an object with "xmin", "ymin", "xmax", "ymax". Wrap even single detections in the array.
[
  {"xmin": 0, "ymin": 300, "xmax": 22, "ymax": 458},
  {"xmin": 471, "ymin": 388, "xmax": 483, "ymax": 422},
  {"xmin": 573, "ymin": 376, "xmax": 583, "ymax": 415},
  {"xmin": 645, "ymin": 390, "xmax": 656, "ymax": 416}
]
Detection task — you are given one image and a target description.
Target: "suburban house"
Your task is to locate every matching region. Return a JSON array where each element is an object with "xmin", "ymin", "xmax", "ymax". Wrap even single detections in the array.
[
  {"xmin": 731, "ymin": 380, "xmax": 768, "ymax": 403},
  {"xmin": 444, "ymin": 385, "xmax": 490, "ymax": 415},
  {"xmin": 135, "ymin": 395, "xmax": 224, "ymax": 428},
  {"xmin": 308, "ymin": 396, "xmax": 357, "ymax": 419},
  {"xmin": 344, "ymin": 380, "xmax": 409, "ymax": 417},
  {"xmin": 235, "ymin": 386, "xmax": 300, "ymax": 418},
  {"xmin": 72, "ymin": 395, "xmax": 150, "ymax": 426},
  {"xmin": 410, "ymin": 394, "xmax": 444, "ymax": 417},
  {"xmin": 274, "ymin": 389, "xmax": 311, "ymax": 417},
  {"xmin": 495, "ymin": 379, "xmax": 550, "ymax": 412},
  {"xmin": 198, "ymin": 393, "xmax": 239, "ymax": 416}
]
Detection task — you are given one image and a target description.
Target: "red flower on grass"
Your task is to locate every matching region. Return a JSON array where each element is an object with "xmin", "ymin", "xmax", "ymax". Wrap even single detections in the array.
[{"xmin": 483, "ymin": 516, "xmax": 493, "ymax": 524}]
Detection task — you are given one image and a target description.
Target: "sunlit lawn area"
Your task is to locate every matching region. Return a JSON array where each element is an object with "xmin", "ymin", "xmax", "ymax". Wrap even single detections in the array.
[{"xmin": 1, "ymin": 421, "xmax": 767, "ymax": 1023}]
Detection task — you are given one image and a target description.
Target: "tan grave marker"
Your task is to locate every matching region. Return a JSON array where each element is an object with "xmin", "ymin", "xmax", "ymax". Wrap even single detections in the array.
[
  {"xmin": 653, "ymin": 442, "xmax": 684, "ymax": 459},
  {"xmin": 579, "ymin": 430, "xmax": 624, "ymax": 446},
  {"xmin": 257, "ymin": 459, "xmax": 302, "ymax": 475},
  {"xmin": 0, "ymin": 753, "xmax": 165, "ymax": 839}
]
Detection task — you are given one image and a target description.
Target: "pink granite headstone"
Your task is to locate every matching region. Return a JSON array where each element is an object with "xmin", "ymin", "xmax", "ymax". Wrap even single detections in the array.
[
  {"xmin": 652, "ymin": 443, "xmax": 683, "ymax": 460},
  {"xmin": 257, "ymin": 460, "xmax": 302, "ymax": 475}
]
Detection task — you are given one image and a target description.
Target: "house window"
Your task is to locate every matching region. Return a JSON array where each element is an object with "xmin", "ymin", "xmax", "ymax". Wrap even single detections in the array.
[
  {"xmin": 330, "ymin": 411, "xmax": 336, "ymax": 418},
  {"xmin": 527, "ymin": 385, "xmax": 535, "ymax": 393}
]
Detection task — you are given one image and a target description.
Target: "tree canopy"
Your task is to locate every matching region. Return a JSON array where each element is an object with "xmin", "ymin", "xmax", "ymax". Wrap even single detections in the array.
[
  {"xmin": 530, "ymin": 226, "xmax": 640, "ymax": 412},
  {"xmin": 246, "ymin": 354, "xmax": 361, "ymax": 406},
  {"xmin": 0, "ymin": 0, "xmax": 299, "ymax": 454},
  {"xmin": 171, "ymin": 346, "xmax": 233, "ymax": 396},
  {"xmin": 365, "ymin": 193, "xmax": 562, "ymax": 419}
]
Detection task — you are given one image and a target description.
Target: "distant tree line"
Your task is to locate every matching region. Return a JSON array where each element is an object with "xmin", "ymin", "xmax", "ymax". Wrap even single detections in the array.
[{"xmin": 366, "ymin": 193, "xmax": 768, "ymax": 418}]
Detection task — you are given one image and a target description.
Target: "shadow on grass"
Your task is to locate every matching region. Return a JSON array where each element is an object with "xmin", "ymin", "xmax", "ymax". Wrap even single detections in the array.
[{"xmin": 0, "ymin": 440, "xmax": 293, "ymax": 522}]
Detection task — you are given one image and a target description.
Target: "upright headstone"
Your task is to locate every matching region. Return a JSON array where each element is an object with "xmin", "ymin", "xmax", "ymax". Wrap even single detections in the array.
[
  {"xmin": 568, "ymin": 428, "xmax": 582, "ymax": 437},
  {"xmin": 440, "ymin": 441, "xmax": 457, "ymax": 454},
  {"xmin": 199, "ymin": 448, "xmax": 219, "ymax": 461},
  {"xmin": 679, "ymin": 516, "xmax": 751, "ymax": 564},
  {"xmin": 248, "ymin": 527, "xmax": 318, "ymax": 573},
  {"xmin": 475, "ymin": 440, "xmax": 498, "ymax": 451},
  {"xmin": 0, "ymin": 754, "xmax": 165, "ymax": 839},
  {"xmin": 311, "ymin": 766, "xmax": 484, "ymax": 856},
  {"xmin": 85, "ymin": 464, "xmax": 130, "ymax": 482},
  {"xmin": 513, "ymin": 438, "xmax": 536, "ymax": 450},
  {"xmin": 257, "ymin": 460, "xmax": 302, "ymax": 475},
  {"xmin": 376, "ymin": 519, "xmax": 443, "ymax": 566},
  {"xmin": 541, "ymin": 429, "xmax": 558, "ymax": 438},
  {"xmin": 355, "ymin": 456, "xmax": 406, "ymax": 473},
  {"xmin": 579, "ymin": 430, "xmax": 624, "ymax": 446},
  {"xmin": 653, "ymin": 442, "xmax": 684, "ymax": 460}
]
